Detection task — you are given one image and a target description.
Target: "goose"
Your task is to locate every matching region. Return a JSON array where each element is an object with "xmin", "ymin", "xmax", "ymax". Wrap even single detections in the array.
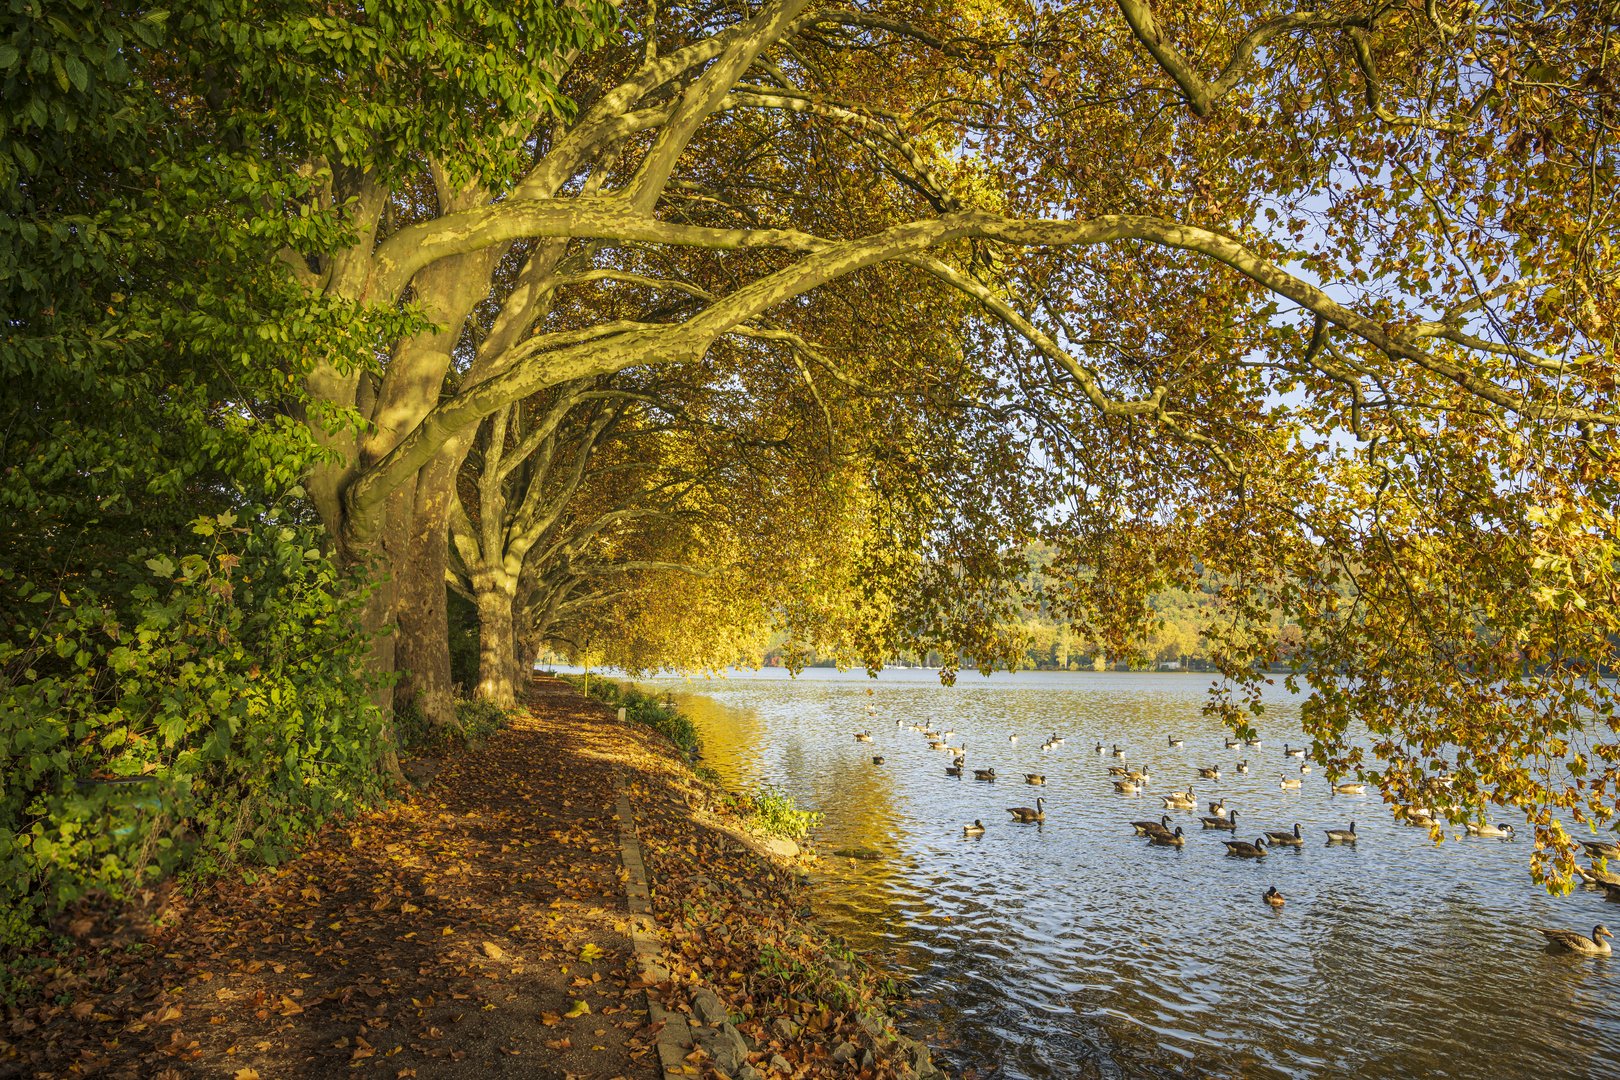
[
  {"xmin": 872, "ymin": 755, "xmax": 885, "ymax": 765},
  {"xmin": 1576, "ymin": 864, "xmax": 1620, "ymax": 888},
  {"xmin": 1264, "ymin": 823, "xmax": 1305, "ymax": 847},
  {"xmin": 896, "ymin": 719, "xmax": 905, "ymax": 728},
  {"xmin": 945, "ymin": 763, "xmax": 964, "ymax": 777},
  {"xmin": 1197, "ymin": 766, "xmax": 1222, "ymax": 781},
  {"xmin": 1132, "ymin": 814, "xmax": 1174, "ymax": 838},
  {"xmin": 1040, "ymin": 740, "xmax": 1055, "ymax": 753},
  {"xmin": 945, "ymin": 742, "xmax": 965, "ymax": 756},
  {"xmin": 1601, "ymin": 882, "xmax": 1620, "ymax": 904},
  {"xmin": 1114, "ymin": 779, "xmax": 1142, "ymax": 795},
  {"xmin": 1225, "ymin": 837, "xmax": 1268, "ymax": 858},
  {"xmin": 1094, "ymin": 741, "xmax": 1105, "ymax": 754},
  {"xmin": 1278, "ymin": 775, "xmax": 1302, "ymax": 790},
  {"xmin": 1583, "ymin": 839, "xmax": 1620, "ymax": 860},
  {"xmin": 1008, "ymin": 734, "xmax": 1018, "ymax": 744},
  {"xmin": 1007, "ymin": 798, "xmax": 1045, "ymax": 823},
  {"xmin": 1124, "ymin": 766, "xmax": 1151, "ymax": 784},
  {"xmin": 1284, "ymin": 744, "xmax": 1305, "ymax": 759},
  {"xmin": 1161, "ymin": 788, "xmax": 1197, "ymax": 810},
  {"xmin": 1333, "ymin": 782, "xmax": 1367, "ymax": 795},
  {"xmin": 1107, "ymin": 765, "xmax": 1130, "ymax": 777},
  {"xmin": 1325, "ymin": 822, "xmax": 1358, "ymax": 843},
  {"xmin": 1111, "ymin": 744, "xmax": 1126, "ymax": 757},
  {"xmin": 1024, "ymin": 773, "xmax": 1046, "ymax": 785},
  {"xmin": 1168, "ymin": 735, "xmax": 1184, "ymax": 747},
  {"xmin": 1538, "ymin": 925, "xmax": 1613, "ymax": 955},
  {"xmin": 854, "ymin": 731, "xmax": 873, "ymax": 742},
  {"xmin": 1049, "ymin": 733, "xmax": 1065, "ymax": 746},
  {"xmin": 929, "ymin": 739, "xmax": 947, "ymax": 751},
  {"xmin": 973, "ymin": 767, "xmax": 997, "ymax": 782},
  {"xmin": 1263, "ymin": 886, "xmax": 1286, "ymax": 907},
  {"xmin": 1224, "ymin": 736, "xmax": 1240, "ymax": 749},
  {"xmin": 1206, "ymin": 798, "xmax": 1229, "ymax": 818},
  {"xmin": 1299, "ymin": 762, "xmax": 1312, "ymax": 775},
  {"xmin": 1201, "ymin": 809, "xmax": 1239, "ymax": 831},
  {"xmin": 1466, "ymin": 822, "xmax": 1516, "ymax": 840},
  {"xmin": 952, "ymin": 750, "xmax": 967, "ymax": 767},
  {"xmin": 1235, "ymin": 760, "xmax": 1250, "ymax": 775},
  {"xmin": 1149, "ymin": 826, "xmax": 1186, "ymax": 847},
  {"xmin": 1245, "ymin": 736, "xmax": 1263, "ymax": 747},
  {"xmin": 941, "ymin": 729, "xmax": 956, "ymax": 740},
  {"xmin": 963, "ymin": 820, "xmax": 986, "ymax": 837},
  {"xmin": 923, "ymin": 727, "xmax": 939, "ymax": 738}
]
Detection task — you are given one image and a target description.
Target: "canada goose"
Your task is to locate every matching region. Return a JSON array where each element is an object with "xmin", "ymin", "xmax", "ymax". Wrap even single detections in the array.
[
  {"xmin": 1094, "ymin": 741, "xmax": 1105, "ymax": 753},
  {"xmin": 1008, "ymin": 734, "xmax": 1018, "ymax": 744},
  {"xmin": 1107, "ymin": 765, "xmax": 1130, "ymax": 776},
  {"xmin": 929, "ymin": 740, "xmax": 947, "ymax": 751},
  {"xmin": 1007, "ymin": 798, "xmax": 1045, "ymax": 823},
  {"xmin": 963, "ymin": 820, "xmax": 986, "ymax": 837},
  {"xmin": 1111, "ymin": 744, "xmax": 1125, "ymax": 757},
  {"xmin": 872, "ymin": 755, "xmax": 885, "ymax": 765},
  {"xmin": 1235, "ymin": 760, "xmax": 1250, "ymax": 775},
  {"xmin": 1149, "ymin": 826, "xmax": 1186, "ymax": 847},
  {"xmin": 1264, "ymin": 886, "xmax": 1286, "ymax": 907},
  {"xmin": 1334, "ymin": 782, "xmax": 1367, "ymax": 795},
  {"xmin": 1225, "ymin": 837, "xmax": 1268, "ymax": 858},
  {"xmin": 1024, "ymin": 773, "xmax": 1045, "ymax": 785},
  {"xmin": 1161, "ymin": 788, "xmax": 1196, "ymax": 809},
  {"xmin": 1040, "ymin": 740, "xmax": 1055, "ymax": 752},
  {"xmin": 1125, "ymin": 766, "xmax": 1151, "ymax": 783},
  {"xmin": 1049, "ymin": 733, "xmax": 1064, "ymax": 746},
  {"xmin": 1245, "ymin": 736, "xmax": 1263, "ymax": 747},
  {"xmin": 1279, "ymin": 775, "xmax": 1302, "ymax": 790},
  {"xmin": 1132, "ymin": 814, "xmax": 1174, "ymax": 838},
  {"xmin": 1538, "ymin": 924, "xmax": 1613, "ymax": 955},
  {"xmin": 941, "ymin": 729, "xmax": 955, "ymax": 740},
  {"xmin": 1207, "ymin": 799, "xmax": 1228, "ymax": 818},
  {"xmin": 923, "ymin": 727, "xmax": 939, "ymax": 738},
  {"xmin": 1284, "ymin": 744, "xmax": 1305, "ymax": 759},
  {"xmin": 1197, "ymin": 766, "xmax": 1222, "ymax": 781},
  {"xmin": 1467, "ymin": 822, "xmax": 1516, "ymax": 840},
  {"xmin": 1583, "ymin": 839, "xmax": 1620, "ymax": 860},
  {"xmin": 1325, "ymin": 822, "xmax": 1358, "ymax": 843},
  {"xmin": 1168, "ymin": 735, "xmax": 1184, "ymax": 747},
  {"xmin": 945, "ymin": 742, "xmax": 964, "ymax": 756},
  {"xmin": 1299, "ymin": 762, "xmax": 1312, "ymax": 774},
  {"xmin": 1114, "ymin": 779, "xmax": 1142, "ymax": 794},
  {"xmin": 855, "ymin": 731, "xmax": 873, "ymax": 742},
  {"xmin": 974, "ymin": 767, "xmax": 997, "ymax": 782},
  {"xmin": 952, "ymin": 750, "xmax": 967, "ymax": 767},
  {"xmin": 945, "ymin": 764, "xmax": 964, "ymax": 777},
  {"xmin": 1265, "ymin": 823, "xmax": 1305, "ymax": 846},
  {"xmin": 1224, "ymin": 736, "xmax": 1240, "ymax": 749},
  {"xmin": 1576, "ymin": 864, "xmax": 1620, "ymax": 888},
  {"xmin": 1201, "ymin": 809, "xmax": 1239, "ymax": 831}
]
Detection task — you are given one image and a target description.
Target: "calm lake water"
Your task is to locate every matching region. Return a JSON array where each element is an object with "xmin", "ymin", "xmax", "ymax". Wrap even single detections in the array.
[{"xmin": 607, "ymin": 667, "xmax": 1620, "ymax": 1079}]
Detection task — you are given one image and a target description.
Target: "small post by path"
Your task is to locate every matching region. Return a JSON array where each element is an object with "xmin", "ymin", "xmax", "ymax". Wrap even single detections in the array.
[{"xmin": 618, "ymin": 706, "xmax": 626, "ymax": 722}]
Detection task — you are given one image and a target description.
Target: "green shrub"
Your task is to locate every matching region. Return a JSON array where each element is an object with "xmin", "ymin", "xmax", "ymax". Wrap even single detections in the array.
[
  {"xmin": 0, "ymin": 508, "xmax": 387, "ymax": 950},
  {"xmin": 454, "ymin": 698, "xmax": 512, "ymax": 743},
  {"xmin": 746, "ymin": 787, "xmax": 822, "ymax": 842}
]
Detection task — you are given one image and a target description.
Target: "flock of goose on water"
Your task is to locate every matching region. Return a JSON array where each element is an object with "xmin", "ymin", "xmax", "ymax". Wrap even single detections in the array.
[{"xmin": 855, "ymin": 715, "xmax": 1620, "ymax": 957}]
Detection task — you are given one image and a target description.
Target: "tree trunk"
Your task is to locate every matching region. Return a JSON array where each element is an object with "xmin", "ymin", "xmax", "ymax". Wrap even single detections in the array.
[
  {"xmin": 394, "ymin": 456, "xmax": 459, "ymax": 731},
  {"xmin": 475, "ymin": 577, "xmax": 518, "ymax": 708}
]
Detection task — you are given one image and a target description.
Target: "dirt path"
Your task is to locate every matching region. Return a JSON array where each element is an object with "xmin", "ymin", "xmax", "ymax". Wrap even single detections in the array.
[{"xmin": 5, "ymin": 685, "xmax": 659, "ymax": 1079}]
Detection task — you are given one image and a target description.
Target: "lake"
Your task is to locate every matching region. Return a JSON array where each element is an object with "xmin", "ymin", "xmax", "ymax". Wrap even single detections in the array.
[{"xmin": 610, "ymin": 667, "xmax": 1620, "ymax": 1079}]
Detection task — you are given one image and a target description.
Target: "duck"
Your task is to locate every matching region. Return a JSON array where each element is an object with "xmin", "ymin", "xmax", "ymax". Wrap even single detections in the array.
[
  {"xmin": 854, "ymin": 731, "xmax": 873, "ymax": 742},
  {"xmin": 1206, "ymin": 798, "xmax": 1229, "ymax": 818},
  {"xmin": 1225, "ymin": 837, "xmax": 1268, "ymax": 858},
  {"xmin": 1132, "ymin": 814, "xmax": 1174, "ymax": 838},
  {"xmin": 1538, "ymin": 924, "xmax": 1613, "ymax": 955},
  {"xmin": 1582, "ymin": 839, "xmax": 1620, "ymax": 860},
  {"xmin": 1263, "ymin": 886, "xmax": 1286, "ymax": 907},
  {"xmin": 1149, "ymin": 826, "xmax": 1186, "ymax": 847},
  {"xmin": 1284, "ymin": 744, "xmax": 1305, "ymax": 759},
  {"xmin": 945, "ymin": 763, "xmax": 964, "ymax": 777},
  {"xmin": 1114, "ymin": 779, "xmax": 1142, "ymax": 795},
  {"xmin": 1196, "ymin": 766, "xmax": 1222, "ymax": 781},
  {"xmin": 1161, "ymin": 787, "xmax": 1196, "ymax": 810},
  {"xmin": 1466, "ymin": 822, "xmax": 1515, "ymax": 839},
  {"xmin": 1168, "ymin": 735, "xmax": 1184, "ymax": 747},
  {"xmin": 973, "ymin": 767, "xmax": 997, "ymax": 782},
  {"xmin": 1333, "ymin": 782, "xmax": 1367, "ymax": 795},
  {"xmin": 1264, "ymin": 823, "xmax": 1305, "ymax": 847},
  {"xmin": 1278, "ymin": 775, "xmax": 1302, "ymax": 790},
  {"xmin": 1024, "ymin": 773, "xmax": 1045, "ymax": 785},
  {"xmin": 1201, "ymin": 809, "xmax": 1239, "ymax": 831},
  {"xmin": 1235, "ymin": 760, "xmax": 1250, "ymax": 775},
  {"xmin": 1111, "ymin": 744, "xmax": 1125, "ymax": 757},
  {"xmin": 1007, "ymin": 798, "xmax": 1045, "ymax": 823},
  {"xmin": 1325, "ymin": 822, "xmax": 1358, "ymax": 843},
  {"xmin": 963, "ymin": 820, "xmax": 986, "ymax": 837},
  {"xmin": 871, "ymin": 755, "xmax": 885, "ymax": 765}
]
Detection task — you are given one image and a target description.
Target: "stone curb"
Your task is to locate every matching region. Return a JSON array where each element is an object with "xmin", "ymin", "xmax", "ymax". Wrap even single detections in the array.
[{"xmin": 611, "ymin": 769, "xmax": 695, "ymax": 1077}]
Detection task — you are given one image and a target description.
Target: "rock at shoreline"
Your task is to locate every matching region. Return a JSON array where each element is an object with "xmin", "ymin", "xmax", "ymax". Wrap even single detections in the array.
[{"xmin": 760, "ymin": 836, "xmax": 800, "ymax": 859}]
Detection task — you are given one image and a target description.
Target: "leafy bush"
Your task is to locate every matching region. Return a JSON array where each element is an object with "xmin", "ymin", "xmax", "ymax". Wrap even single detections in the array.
[
  {"xmin": 746, "ymin": 787, "xmax": 822, "ymax": 843},
  {"xmin": 0, "ymin": 508, "xmax": 386, "ymax": 949},
  {"xmin": 454, "ymin": 698, "xmax": 512, "ymax": 743},
  {"xmin": 561, "ymin": 676, "xmax": 699, "ymax": 753}
]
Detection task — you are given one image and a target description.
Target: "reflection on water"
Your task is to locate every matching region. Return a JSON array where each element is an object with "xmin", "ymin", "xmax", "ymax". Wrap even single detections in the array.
[{"xmin": 620, "ymin": 668, "xmax": 1620, "ymax": 1079}]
